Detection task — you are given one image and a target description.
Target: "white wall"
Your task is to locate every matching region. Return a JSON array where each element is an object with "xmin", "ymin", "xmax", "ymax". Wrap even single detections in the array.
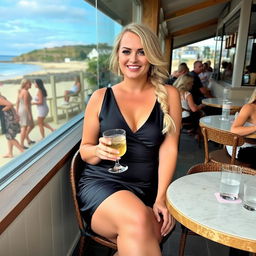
[
  {"xmin": 210, "ymin": 79, "xmax": 254, "ymax": 99},
  {"xmin": 0, "ymin": 162, "xmax": 79, "ymax": 256}
]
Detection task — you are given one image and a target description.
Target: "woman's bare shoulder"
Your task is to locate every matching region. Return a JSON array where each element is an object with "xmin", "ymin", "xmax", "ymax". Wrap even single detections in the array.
[
  {"xmin": 90, "ymin": 87, "xmax": 107, "ymax": 99},
  {"xmin": 241, "ymin": 103, "xmax": 255, "ymax": 113},
  {"xmin": 165, "ymin": 84, "xmax": 180, "ymax": 98},
  {"xmin": 87, "ymin": 87, "xmax": 107, "ymax": 109}
]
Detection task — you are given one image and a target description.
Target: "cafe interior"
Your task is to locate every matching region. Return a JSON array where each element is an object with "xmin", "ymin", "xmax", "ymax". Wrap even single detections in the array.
[{"xmin": 0, "ymin": 0, "xmax": 255, "ymax": 256}]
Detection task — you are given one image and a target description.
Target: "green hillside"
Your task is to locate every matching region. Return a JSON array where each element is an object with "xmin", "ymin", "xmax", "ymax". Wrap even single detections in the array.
[{"xmin": 13, "ymin": 44, "xmax": 112, "ymax": 62}]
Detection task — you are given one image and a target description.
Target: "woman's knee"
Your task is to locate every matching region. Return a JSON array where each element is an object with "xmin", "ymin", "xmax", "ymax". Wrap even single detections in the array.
[{"xmin": 123, "ymin": 207, "xmax": 157, "ymax": 239}]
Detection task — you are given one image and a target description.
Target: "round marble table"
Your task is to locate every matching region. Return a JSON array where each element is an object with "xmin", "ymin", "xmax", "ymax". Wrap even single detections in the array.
[
  {"xmin": 202, "ymin": 98, "xmax": 244, "ymax": 111},
  {"xmin": 166, "ymin": 172, "xmax": 256, "ymax": 253},
  {"xmin": 200, "ymin": 115, "xmax": 256, "ymax": 139}
]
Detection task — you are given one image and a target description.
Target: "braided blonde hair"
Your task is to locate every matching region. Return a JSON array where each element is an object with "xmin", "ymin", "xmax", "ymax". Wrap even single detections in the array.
[{"xmin": 109, "ymin": 23, "xmax": 175, "ymax": 134}]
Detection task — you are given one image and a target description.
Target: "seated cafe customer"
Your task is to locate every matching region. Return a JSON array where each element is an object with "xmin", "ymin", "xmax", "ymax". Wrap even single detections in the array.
[
  {"xmin": 227, "ymin": 88, "xmax": 256, "ymax": 168},
  {"xmin": 173, "ymin": 73, "xmax": 205, "ymax": 134}
]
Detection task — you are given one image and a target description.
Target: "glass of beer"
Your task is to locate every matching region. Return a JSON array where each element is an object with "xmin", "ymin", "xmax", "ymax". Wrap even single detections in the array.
[{"xmin": 103, "ymin": 129, "xmax": 128, "ymax": 173}]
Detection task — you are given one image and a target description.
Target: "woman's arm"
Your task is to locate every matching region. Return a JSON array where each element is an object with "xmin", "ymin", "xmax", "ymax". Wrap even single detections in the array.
[
  {"xmin": 154, "ymin": 86, "xmax": 181, "ymax": 235},
  {"xmin": 231, "ymin": 104, "xmax": 256, "ymax": 136},
  {"xmin": 79, "ymin": 88, "xmax": 119, "ymax": 165},
  {"xmin": 186, "ymin": 93, "xmax": 203, "ymax": 112},
  {"xmin": 0, "ymin": 97, "xmax": 13, "ymax": 111},
  {"xmin": 33, "ymin": 90, "xmax": 43, "ymax": 105}
]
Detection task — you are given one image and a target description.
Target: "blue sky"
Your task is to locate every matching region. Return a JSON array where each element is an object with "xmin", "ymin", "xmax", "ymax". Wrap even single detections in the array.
[{"xmin": 0, "ymin": 0, "xmax": 122, "ymax": 55}]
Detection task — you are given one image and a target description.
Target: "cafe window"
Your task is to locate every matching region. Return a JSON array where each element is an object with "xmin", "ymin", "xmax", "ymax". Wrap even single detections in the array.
[
  {"xmin": 242, "ymin": 4, "xmax": 256, "ymax": 86},
  {"xmin": 0, "ymin": 0, "xmax": 138, "ymax": 189},
  {"xmin": 214, "ymin": 11, "xmax": 240, "ymax": 84}
]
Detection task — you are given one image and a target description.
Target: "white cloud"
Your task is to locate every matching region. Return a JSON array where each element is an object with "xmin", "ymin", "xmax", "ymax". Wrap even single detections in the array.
[{"xmin": 18, "ymin": 0, "xmax": 38, "ymax": 8}]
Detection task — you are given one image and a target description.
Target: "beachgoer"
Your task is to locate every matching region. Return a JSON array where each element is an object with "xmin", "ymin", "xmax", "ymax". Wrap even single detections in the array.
[
  {"xmin": 32, "ymin": 79, "xmax": 55, "ymax": 139},
  {"xmin": 77, "ymin": 23, "xmax": 181, "ymax": 256},
  {"xmin": 0, "ymin": 94, "xmax": 24, "ymax": 158},
  {"xmin": 16, "ymin": 79, "xmax": 35, "ymax": 148},
  {"xmin": 228, "ymin": 88, "xmax": 256, "ymax": 168},
  {"xmin": 63, "ymin": 76, "xmax": 81, "ymax": 104}
]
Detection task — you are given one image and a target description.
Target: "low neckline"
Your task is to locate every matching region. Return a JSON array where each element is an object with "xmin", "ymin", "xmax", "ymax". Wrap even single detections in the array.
[{"xmin": 109, "ymin": 88, "xmax": 157, "ymax": 134}]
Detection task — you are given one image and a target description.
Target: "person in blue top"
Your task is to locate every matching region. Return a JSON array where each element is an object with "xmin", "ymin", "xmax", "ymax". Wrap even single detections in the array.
[
  {"xmin": 63, "ymin": 76, "xmax": 81, "ymax": 104},
  {"xmin": 77, "ymin": 23, "xmax": 181, "ymax": 255}
]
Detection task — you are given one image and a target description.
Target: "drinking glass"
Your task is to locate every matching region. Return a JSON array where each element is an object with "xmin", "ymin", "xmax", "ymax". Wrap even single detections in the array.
[
  {"xmin": 220, "ymin": 100, "xmax": 231, "ymax": 121},
  {"xmin": 243, "ymin": 180, "xmax": 256, "ymax": 211},
  {"xmin": 219, "ymin": 164, "xmax": 242, "ymax": 200},
  {"xmin": 103, "ymin": 129, "xmax": 128, "ymax": 173}
]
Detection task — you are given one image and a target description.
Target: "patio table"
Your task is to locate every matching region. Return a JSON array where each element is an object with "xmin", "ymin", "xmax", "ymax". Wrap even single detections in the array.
[{"xmin": 166, "ymin": 172, "xmax": 256, "ymax": 253}]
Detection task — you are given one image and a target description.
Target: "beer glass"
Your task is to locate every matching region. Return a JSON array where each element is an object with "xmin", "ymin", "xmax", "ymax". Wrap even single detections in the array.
[{"xmin": 103, "ymin": 129, "xmax": 128, "ymax": 173}]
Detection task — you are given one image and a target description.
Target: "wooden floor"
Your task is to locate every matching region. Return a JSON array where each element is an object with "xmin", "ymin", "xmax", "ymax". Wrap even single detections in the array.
[{"xmin": 73, "ymin": 132, "xmax": 242, "ymax": 256}]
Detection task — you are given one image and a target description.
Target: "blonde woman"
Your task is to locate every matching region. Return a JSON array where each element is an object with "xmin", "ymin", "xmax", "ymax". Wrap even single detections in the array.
[
  {"xmin": 173, "ymin": 73, "xmax": 204, "ymax": 133},
  {"xmin": 229, "ymin": 88, "xmax": 256, "ymax": 168},
  {"xmin": 78, "ymin": 23, "xmax": 181, "ymax": 256},
  {"xmin": 16, "ymin": 79, "xmax": 35, "ymax": 148}
]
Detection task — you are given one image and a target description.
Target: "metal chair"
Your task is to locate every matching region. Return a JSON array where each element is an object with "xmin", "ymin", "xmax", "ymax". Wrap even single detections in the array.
[
  {"xmin": 70, "ymin": 149, "xmax": 117, "ymax": 256},
  {"xmin": 178, "ymin": 162, "xmax": 256, "ymax": 256},
  {"xmin": 200, "ymin": 125, "xmax": 251, "ymax": 167}
]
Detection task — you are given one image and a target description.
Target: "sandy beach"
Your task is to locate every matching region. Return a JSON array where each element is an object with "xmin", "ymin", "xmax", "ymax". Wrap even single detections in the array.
[
  {"xmin": 0, "ymin": 61, "xmax": 87, "ymax": 166},
  {"xmin": 0, "ymin": 61, "xmax": 87, "ymax": 102}
]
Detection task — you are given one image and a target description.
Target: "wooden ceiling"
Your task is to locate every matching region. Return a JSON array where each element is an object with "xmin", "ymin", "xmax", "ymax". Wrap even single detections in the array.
[{"xmin": 162, "ymin": 0, "xmax": 231, "ymax": 48}]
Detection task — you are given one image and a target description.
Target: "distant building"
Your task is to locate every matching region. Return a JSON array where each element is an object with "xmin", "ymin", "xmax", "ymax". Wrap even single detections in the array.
[
  {"xmin": 88, "ymin": 47, "xmax": 112, "ymax": 59},
  {"xmin": 87, "ymin": 48, "xmax": 99, "ymax": 59},
  {"xmin": 64, "ymin": 58, "xmax": 71, "ymax": 62},
  {"xmin": 181, "ymin": 46, "xmax": 200, "ymax": 59}
]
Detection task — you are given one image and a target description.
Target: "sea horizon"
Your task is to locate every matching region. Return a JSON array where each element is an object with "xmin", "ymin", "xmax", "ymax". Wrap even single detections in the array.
[{"xmin": 0, "ymin": 55, "xmax": 42, "ymax": 81}]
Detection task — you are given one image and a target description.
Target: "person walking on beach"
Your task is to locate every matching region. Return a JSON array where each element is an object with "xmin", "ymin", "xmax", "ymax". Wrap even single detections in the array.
[
  {"xmin": 32, "ymin": 79, "xmax": 55, "ymax": 139},
  {"xmin": 16, "ymin": 78, "xmax": 35, "ymax": 148},
  {"xmin": 63, "ymin": 76, "xmax": 81, "ymax": 104},
  {"xmin": 0, "ymin": 93, "xmax": 24, "ymax": 158}
]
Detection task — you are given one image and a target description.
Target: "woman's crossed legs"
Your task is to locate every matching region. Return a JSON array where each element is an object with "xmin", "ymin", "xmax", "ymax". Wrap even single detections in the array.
[{"xmin": 91, "ymin": 190, "xmax": 163, "ymax": 256}]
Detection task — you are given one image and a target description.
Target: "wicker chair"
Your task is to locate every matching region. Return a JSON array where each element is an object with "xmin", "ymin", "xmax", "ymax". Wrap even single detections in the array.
[
  {"xmin": 70, "ymin": 150, "xmax": 117, "ymax": 256},
  {"xmin": 178, "ymin": 162, "xmax": 256, "ymax": 256},
  {"xmin": 200, "ymin": 125, "xmax": 251, "ymax": 167}
]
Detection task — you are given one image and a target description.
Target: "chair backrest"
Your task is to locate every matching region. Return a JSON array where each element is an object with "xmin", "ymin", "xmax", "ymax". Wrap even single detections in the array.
[
  {"xmin": 70, "ymin": 150, "xmax": 117, "ymax": 250},
  {"xmin": 70, "ymin": 149, "xmax": 86, "ymax": 233},
  {"xmin": 188, "ymin": 162, "xmax": 256, "ymax": 175},
  {"xmin": 200, "ymin": 125, "xmax": 245, "ymax": 164}
]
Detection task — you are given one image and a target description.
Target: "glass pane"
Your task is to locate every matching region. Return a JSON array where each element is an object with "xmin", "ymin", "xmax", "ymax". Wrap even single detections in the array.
[
  {"xmin": 0, "ymin": 0, "xmax": 136, "ymax": 186},
  {"xmin": 171, "ymin": 38, "xmax": 216, "ymax": 72},
  {"xmin": 242, "ymin": 5, "xmax": 256, "ymax": 87},
  {"xmin": 218, "ymin": 11, "xmax": 240, "ymax": 84},
  {"xmin": 0, "ymin": 1, "xmax": 96, "ymax": 165}
]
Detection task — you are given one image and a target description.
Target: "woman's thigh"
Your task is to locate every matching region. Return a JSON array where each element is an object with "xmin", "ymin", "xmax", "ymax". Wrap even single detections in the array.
[{"xmin": 91, "ymin": 190, "xmax": 161, "ymax": 242}]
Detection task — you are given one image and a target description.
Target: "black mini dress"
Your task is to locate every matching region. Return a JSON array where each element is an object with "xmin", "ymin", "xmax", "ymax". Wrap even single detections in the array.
[{"xmin": 77, "ymin": 87, "xmax": 165, "ymax": 226}]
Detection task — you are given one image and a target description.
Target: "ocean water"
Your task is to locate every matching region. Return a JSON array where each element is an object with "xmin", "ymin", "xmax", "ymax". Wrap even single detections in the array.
[{"xmin": 0, "ymin": 55, "xmax": 42, "ymax": 81}]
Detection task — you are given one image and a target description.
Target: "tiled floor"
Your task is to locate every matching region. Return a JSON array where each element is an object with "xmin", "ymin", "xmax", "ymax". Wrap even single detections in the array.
[{"xmin": 75, "ymin": 132, "xmax": 245, "ymax": 256}]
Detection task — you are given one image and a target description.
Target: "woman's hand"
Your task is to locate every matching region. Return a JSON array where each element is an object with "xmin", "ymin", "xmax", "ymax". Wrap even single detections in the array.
[
  {"xmin": 153, "ymin": 199, "xmax": 176, "ymax": 236},
  {"xmin": 95, "ymin": 137, "xmax": 120, "ymax": 162}
]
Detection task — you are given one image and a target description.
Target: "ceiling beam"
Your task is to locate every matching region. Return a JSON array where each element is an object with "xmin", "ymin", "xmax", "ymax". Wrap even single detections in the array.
[
  {"xmin": 169, "ymin": 18, "xmax": 218, "ymax": 37},
  {"xmin": 164, "ymin": 0, "xmax": 230, "ymax": 22}
]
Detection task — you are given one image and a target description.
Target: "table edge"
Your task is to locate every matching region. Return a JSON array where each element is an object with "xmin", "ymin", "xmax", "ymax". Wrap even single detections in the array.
[{"xmin": 166, "ymin": 197, "xmax": 256, "ymax": 253}]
